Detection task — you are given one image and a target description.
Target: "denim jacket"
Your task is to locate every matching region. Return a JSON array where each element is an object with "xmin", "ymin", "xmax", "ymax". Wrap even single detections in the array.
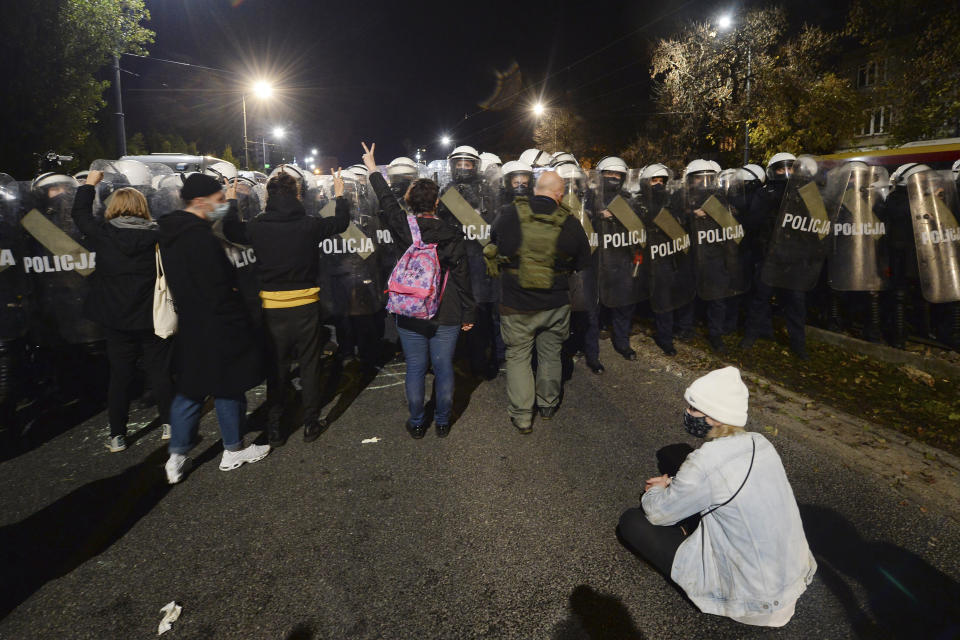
[{"xmin": 641, "ymin": 432, "xmax": 817, "ymax": 620}]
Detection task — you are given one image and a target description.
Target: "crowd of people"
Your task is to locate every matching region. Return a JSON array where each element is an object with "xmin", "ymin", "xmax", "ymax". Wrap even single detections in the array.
[{"xmin": 4, "ymin": 139, "xmax": 960, "ymax": 628}]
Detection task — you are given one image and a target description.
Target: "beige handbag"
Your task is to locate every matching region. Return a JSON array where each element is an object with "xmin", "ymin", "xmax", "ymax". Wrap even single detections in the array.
[{"xmin": 153, "ymin": 245, "xmax": 178, "ymax": 338}]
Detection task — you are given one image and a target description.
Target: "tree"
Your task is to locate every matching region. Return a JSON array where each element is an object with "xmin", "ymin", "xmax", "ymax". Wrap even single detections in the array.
[
  {"xmin": 127, "ymin": 132, "xmax": 148, "ymax": 155},
  {"xmin": 628, "ymin": 7, "xmax": 861, "ymax": 166},
  {"xmin": 0, "ymin": 0, "xmax": 153, "ymax": 177},
  {"xmin": 221, "ymin": 144, "xmax": 239, "ymax": 166},
  {"xmin": 532, "ymin": 108, "xmax": 594, "ymax": 160},
  {"xmin": 847, "ymin": 0, "xmax": 960, "ymax": 143}
]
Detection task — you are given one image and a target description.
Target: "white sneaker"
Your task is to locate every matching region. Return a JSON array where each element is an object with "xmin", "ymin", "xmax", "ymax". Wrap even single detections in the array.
[
  {"xmin": 165, "ymin": 453, "xmax": 189, "ymax": 484},
  {"xmin": 107, "ymin": 435, "xmax": 127, "ymax": 452},
  {"xmin": 219, "ymin": 443, "xmax": 270, "ymax": 471},
  {"xmin": 161, "ymin": 424, "xmax": 172, "ymax": 440}
]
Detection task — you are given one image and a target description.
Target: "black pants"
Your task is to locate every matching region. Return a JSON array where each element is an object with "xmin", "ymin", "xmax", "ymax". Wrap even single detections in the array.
[
  {"xmin": 103, "ymin": 327, "xmax": 173, "ymax": 438},
  {"xmin": 336, "ymin": 313, "xmax": 382, "ymax": 364},
  {"xmin": 744, "ymin": 280, "xmax": 806, "ymax": 348},
  {"xmin": 654, "ymin": 303, "xmax": 694, "ymax": 346},
  {"xmin": 567, "ymin": 304, "xmax": 601, "ymax": 363},
  {"xmin": 609, "ymin": 304, "xmax": 636, "ymax": 352},
  {"xmin": 265, "ymin": 302, "xmax": 325, "ymax": 424},
  {"xmin": 618, "ymin": 507, "xmax": 688, "ymax": 577}
]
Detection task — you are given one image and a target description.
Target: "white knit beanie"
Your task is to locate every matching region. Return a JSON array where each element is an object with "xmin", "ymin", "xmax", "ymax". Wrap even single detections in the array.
[{"xmin": 683, "ymin": 366, "xmax": 749, "ymax": 427}]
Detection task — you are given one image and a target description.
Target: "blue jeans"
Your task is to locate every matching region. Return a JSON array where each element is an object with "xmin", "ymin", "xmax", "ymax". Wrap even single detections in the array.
[
  {"xmin": 168, "ymin": 393, "xmax": 246, "ymax": 455},
  {"xmin": 396, "ymin": 323, "xmax": 460, "ymax": 426}
]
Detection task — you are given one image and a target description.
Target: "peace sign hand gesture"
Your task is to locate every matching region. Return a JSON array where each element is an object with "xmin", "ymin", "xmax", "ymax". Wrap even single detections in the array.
[
  {"xmin": 225, "ymin": 176, "xmax": 239, "ymax": 201},
  {"xmin": 361, "ymin": 142, "xmax": 377, "ymax": 173},
  {"xmin": 332, "ymin": 167, "xmax": 345, "ymax": 198}
]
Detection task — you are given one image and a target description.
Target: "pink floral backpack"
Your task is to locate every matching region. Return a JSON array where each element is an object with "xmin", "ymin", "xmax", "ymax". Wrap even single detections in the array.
[{"xmin": 386, "ymin": 214, "xmax": 449, "ymax": 319}]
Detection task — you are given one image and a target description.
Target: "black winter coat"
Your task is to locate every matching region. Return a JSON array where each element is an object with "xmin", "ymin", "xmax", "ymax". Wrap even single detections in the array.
[
  {"xmin": 70, "ymin": 184, "xmax": 158, "ymax": 331},
  {"xmin": 370, "ymin": 171, "xmax": 475, "ymax": 333},
  {"xmin": 158, "ymin": 209, "xmax": 264, "ymax": 398}
]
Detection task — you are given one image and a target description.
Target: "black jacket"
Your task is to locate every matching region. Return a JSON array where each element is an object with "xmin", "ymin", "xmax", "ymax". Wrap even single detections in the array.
[
  {"xmin": 158, "ymin": 210, "xmax": 264, "ymax": 398},
  {"xmin": 222, "ymin": 193, "xmax": 350, "ymax": 291},
  {"xmin": 493, "ymin": 195, "xmax": 592, "ymax": 311},
  {"xmin": 70, "ymin": 184, "xmax": 158, "ymax": 331},
  {"xmin": 370, "ymin": 171, "xmax": 475, "ymax": 332}
]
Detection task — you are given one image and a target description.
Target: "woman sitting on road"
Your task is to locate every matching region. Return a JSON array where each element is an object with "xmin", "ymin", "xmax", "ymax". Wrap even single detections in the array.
[
  {"xmin": 360, "ymin": 142, "xmax": 475, "ymax": 439},
  {"xmin": 71, "ymin": 170, "xmax": 173, "ymax": 453},
  {"xmin": 618, "ymin": 366, "xmax": 817, "ymax": 627}
]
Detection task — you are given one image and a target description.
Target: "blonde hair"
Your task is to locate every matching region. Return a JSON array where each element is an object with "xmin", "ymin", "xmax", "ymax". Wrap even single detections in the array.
[
  {"xmin": 706, "ymin": 423, "xmax": 747, "ymax": 439},
  {"xmin": 105, "ymin": 187, "xmax": 151, "ymax": 221}
]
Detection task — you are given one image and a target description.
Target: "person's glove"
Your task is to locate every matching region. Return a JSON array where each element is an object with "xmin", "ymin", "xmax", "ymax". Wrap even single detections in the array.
[{"xmin": 483, "ymin": 243, "xmax": 502, "ymax": 277}]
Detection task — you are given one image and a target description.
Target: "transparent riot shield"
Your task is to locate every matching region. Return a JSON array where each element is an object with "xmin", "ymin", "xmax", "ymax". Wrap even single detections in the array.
[
  {"xmin": 907, "ymin": 170, "xmax": 960, "ymax": 303},
  {"xmin": 558, "ymin": 166, "xmax": 598, "ymax": 312},
  {"xmin": 89, "ymin": 158, "xmax": 156, "ymax": 215},
  {"xmin": 826, "ymin": 164, "xmax": 890, "ymax": 292},
  {"xmin": 641, "ymin": 181, "xmax": 695, "ymax": 313},
  {"xmin": 20, "ymin": 174, "xmax": 103, "ymax": 346},
  {"xmin": 760, "ymin": 155, "xmax": 830, "ymax": 292},
  {"xmin": 685, "ymin": 172, "xmax": 747, "ymax": 301},
  {"xmin": 0, "ymin": 176, "xmax": 30, "ymax": 342},
  {"xmin": 317, "ymin": 175, "xmax": 385, "ymax": 317},
  {"xmin": 593, "ymin": 171, "xmax": 648, "ymax": 308}
]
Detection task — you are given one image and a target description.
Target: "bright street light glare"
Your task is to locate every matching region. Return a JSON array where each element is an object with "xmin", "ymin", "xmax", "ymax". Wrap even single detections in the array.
[
  {"xmin": 717, "ymin": 15, "xmax": 733, "ymax": 30},
  {"xmin": 311, "ymin": 148, "xmax": 318, "ymax": 155},
  {"xmin": 273, "ymin": 127, "xmax": 285, "ymax": 139},
  {"xmin": 252, "ymin": 81, "xmax": 273, "ymax": 99},
  {"xmin": 441, "ymin": 136, "xmax": 451, "ymax": 145},
  {"xmin": 533, "ymin": 102, "xmax": 545, "ymax": 116}
]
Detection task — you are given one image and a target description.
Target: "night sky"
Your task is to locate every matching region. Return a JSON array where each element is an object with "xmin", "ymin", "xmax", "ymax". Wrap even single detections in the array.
[{"xmin": 120, "ymin": 0, "xmax": 848, "ymax": 166}]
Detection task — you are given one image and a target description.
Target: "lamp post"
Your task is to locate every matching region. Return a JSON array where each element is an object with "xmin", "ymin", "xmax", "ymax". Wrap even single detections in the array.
[
  {"xmin": 260, "ymin": 126, "xmax": 285, "ymax": 171},
  {"xmin": 243, "ymin": 81, "xmax": 274, "ymax": 170}
]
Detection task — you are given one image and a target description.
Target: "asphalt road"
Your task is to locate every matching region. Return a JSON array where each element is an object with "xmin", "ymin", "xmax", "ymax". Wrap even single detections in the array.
[{"xmin": 1, "ymin": 337, "xmax": 958, "ymax": 639}]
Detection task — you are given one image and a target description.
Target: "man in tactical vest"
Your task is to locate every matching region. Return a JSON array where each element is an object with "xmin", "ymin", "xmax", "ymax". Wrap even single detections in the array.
[{"xmin": 489, "ymin": 171, "xmax": 592, "ymax": 434}]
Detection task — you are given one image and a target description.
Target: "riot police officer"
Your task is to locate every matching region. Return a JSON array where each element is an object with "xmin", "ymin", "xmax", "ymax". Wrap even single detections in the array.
[{"xmin": 740, "ymin": 153, "xmax": 813, "ymax": 359}]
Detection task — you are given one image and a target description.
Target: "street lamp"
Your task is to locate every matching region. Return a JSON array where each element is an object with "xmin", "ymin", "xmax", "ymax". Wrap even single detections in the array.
[
  {"xmin": 441, "ymin": 135, "xmax": 451, "ymax": 146},
  {"xmin": 717, "ymin": 14, "xmax": 733, "ymax": 31},
  {"xmin": 311, "ymin": 148, "xmax": 318, "ymax": 156},
  {"xmin": 273, "ymin": 126, "xmax": 286, "ymax": 139},
  {"xmin": 242, "ymin": 80, "xmax": 274, "ymax": 170},
  {"xmin": 261, "ymin": 126, "xmax": 287, "ymax": 171},
  {"xmin": 532, "ymin": 102, "xmax": 545, "ymax": 117}
]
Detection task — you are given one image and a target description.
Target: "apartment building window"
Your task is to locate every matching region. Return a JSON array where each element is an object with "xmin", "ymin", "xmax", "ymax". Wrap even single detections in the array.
[
  {"xmin": 860, "ymin": 106, "xmax": 893, "ymax": 136},
  {"xmin": 857, "ymin": 59, "xmax": 887, "ymax": 89}
]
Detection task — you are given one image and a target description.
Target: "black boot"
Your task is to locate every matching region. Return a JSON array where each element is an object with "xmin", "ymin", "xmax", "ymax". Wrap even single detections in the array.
[
  {"xmin": 303, "ymin": 417, "xmax": 329, "ymax": 443},
  {"xmin": 406, "ymin": 420, "xmax": 427, "ymax": 439},
  {"xmin": 267, "ymin": 406, "xmax": 285, "ymax": 447}
]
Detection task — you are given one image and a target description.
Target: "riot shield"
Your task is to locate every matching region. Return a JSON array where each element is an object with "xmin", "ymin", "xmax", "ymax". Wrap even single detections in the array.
[
  {"xmin": 20, "ymin": 174, "xmax": 103, "ymax": 346},
  {"xmin": 439, "ymin": 175, "xmax": 498, "ymax": 304},
  {"xmin": 0, "ymin": 175, "xmax": 30, "ymax": 342},
  {"xmin": 760, "ymin": 155, "xmax": 830, "ymax": 292},
  {"xmin": 826, "ymin": 164, "xmax": 891, "ymax": 292},
  {"xmin": 907, "ymin": 170, "xmax": 960, "ymax": 303},
  {"xmin": 89, "ymin": 158, "xmax": 156, "ymax": 215},
  {"xmin": 149, "ymin": 173, "xmax": 186, "ymax": 219},
  {"xmin": 558, "ymin": 166, "xmax": 598, "ymax": 312},
  {"xmin": 317, "ymin": 175, "xmax": 385, "ymax": 317},
  {"xmin": 685, "ymin": 172, "xmax": 747, "ymax": 301},
  {"xmin": 593, "ymin": 172, "xmax": 648, "ymax": 308},
  {"xmin": 640, "ymin": 182, "xmax": 696, "ymax": 313}
]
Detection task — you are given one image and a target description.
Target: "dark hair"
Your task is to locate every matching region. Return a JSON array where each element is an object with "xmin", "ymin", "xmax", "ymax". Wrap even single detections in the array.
[
  {"xmin": 405, "ymin": 178, "xmax": 439, "ymax": 214},
  {"xmin": 266, "ymin": 172, "xmax": 300, "ymax": 200}
]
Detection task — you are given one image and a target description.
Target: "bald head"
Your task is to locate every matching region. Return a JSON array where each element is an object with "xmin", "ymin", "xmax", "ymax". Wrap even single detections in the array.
[{"xmin": 534, "ymin": 171, "xmax": 565, "ymax": 203}]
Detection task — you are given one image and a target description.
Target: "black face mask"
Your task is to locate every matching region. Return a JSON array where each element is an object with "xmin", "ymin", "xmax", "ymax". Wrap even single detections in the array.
[
  {"xmin": 651, "ymin": 182, "xmax": 666, "ymax": 194},
  {"xmin": 391, "ymin": 181, "xmax": 411, "ymax": 199},
  {"xmin": 683, "ymin": 410, "xmax": 712, "ymax": 438},
  {"xmin": 603, "ymin": 177, "xmax": 623, "ymax": 194},
  {"xmin": 512, "ymin": 183, "xmax": 531, "ymax": 198},
  {"xmin": 452, "ymin": 168, "xmax": 477, "ymax": 184}
]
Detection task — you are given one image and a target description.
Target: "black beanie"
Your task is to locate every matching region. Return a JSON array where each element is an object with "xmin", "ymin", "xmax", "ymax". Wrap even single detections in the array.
[{"xmin": 180, "ymin": 174, "xmax": 223, "ymax": 202}]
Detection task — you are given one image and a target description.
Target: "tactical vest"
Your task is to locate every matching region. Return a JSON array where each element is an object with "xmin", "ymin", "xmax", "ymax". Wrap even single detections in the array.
[{"xmin": 513, "ymin": 196, "xmax": 571, "ymax": 289}]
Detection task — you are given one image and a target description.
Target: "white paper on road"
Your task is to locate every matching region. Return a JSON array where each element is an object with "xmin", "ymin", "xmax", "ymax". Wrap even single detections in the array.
[
  {"xmin": 361, "ymin": 437, "xmax": 381, "ymax": 444},
  {"xmin": 158, "ymin": 601, "xmax": 182, "ymax": 635}
]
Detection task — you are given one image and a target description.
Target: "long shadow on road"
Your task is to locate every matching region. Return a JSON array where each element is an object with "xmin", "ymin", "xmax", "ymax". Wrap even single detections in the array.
[
  {"xmin": 0, "ymin": 445, "xmax": 171, "ymax": 620},
  {"xmin": 799, "ymin": 504, "xmax": 960, "ymax": 639},
  {"xmin": 550, "ymin": 585, "xmax": 646, "ymax": 640}
]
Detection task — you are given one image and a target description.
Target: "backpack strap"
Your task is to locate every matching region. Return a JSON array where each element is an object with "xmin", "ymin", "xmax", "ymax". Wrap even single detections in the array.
[
  {"xmin": 406, "ymin": 214, "xmax": 423, "ymax": 247},
  {"xmin": 702, "ymin": 435, "xmax": 756, "ymax": 517}
]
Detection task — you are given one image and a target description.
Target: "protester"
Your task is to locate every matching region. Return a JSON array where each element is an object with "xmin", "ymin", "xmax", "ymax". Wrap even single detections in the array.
[
  {"xmin": 70, "ymin": 170, "xmax": 173, "ymax": 452},
  {"xmin": 361, "ymin": 142, "xmax": 475, "ymax": 439},
  {"xmin": 158, "ymin": 173, "xmax": 269, "ymax": 484},
  {"xmin": 224, "ymin": 170, "xmax": 349, "ymax": 446},
  {"xmin": 618, "ymin": 366, "xmax": 816, "ymax": 627},
  {"xmin": 488, "ymin": 171, "xmax": 592, "ymax": 433}
]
